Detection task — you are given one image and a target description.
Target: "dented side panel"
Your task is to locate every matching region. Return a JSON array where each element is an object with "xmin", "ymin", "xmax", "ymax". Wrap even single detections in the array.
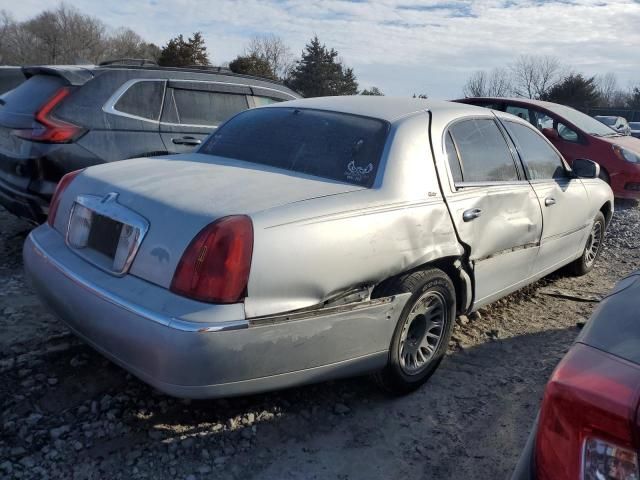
[{"xmin": 245, "ymin": 113, "xmax": 464, "ymax": 318}]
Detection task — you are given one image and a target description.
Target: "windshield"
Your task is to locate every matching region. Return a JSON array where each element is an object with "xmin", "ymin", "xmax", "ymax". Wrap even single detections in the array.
[
  {"xmin": 546, "ymin": 104, "xmax": 617, "ymax": 136},
  {"xmin": 596, "ymin": 116, "xmax": 617, "ymax": 126},
  {"xmin": 200, "ymin": 107, "xmax": 389, "ymax": 187},
  {"xmin": 629, "ymin": 122, "xmax": 640, "ymax": 129}
]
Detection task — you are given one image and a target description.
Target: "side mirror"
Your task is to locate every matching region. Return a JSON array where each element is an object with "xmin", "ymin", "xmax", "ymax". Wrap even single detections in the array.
[
  {"xmin": 572, "ymin": 158, "xmax": 600, "ymax": 179},
  {"xmin": 542, "ymin": 127, "xmax": 559, "ymax": 140}
]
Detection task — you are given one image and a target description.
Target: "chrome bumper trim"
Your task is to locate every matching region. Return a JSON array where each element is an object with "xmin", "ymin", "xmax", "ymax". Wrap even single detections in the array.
[{"xmin": 28, "ymin": 232, "xmax": 249, "ymax": 333}]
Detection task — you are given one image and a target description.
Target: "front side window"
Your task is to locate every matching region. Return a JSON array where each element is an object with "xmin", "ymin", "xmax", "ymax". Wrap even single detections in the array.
[
  {"xmin": 506, "ymin": 105, "xmax": 532, "ymax": 123},
  {"xmin": 529, "ymin": 110, "xmax": 580, "ymax": 142},
  {"xmin": 168, "ymin": 89, "xmax": 249, "ymax": 126},
  {"xmin": 448, "ymin": 118, "xmax": 519, "ymax": 183},
  {"xmin": 504, "ymin": 121, "xmax": 568, "ymax": 180},
  {"xmin": 114, "ymin": 80, "xmax": 164, "ymax": 121},
  {"xmin": 200, "ymin": 107, "xmax": 389, "ymax": 187}
]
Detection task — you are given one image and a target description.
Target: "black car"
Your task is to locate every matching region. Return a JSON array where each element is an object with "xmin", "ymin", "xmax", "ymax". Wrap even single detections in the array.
[
  {"xmin": 0, "ymin": 66, "xmax": 26, "ymax": 95},
  {"xmin": 0, "ymin": 63, "xmax": 299, "ymax": 223},
  {"xmin": 512, "ymin": 271, "xmax": 640, "ymax": 480}
]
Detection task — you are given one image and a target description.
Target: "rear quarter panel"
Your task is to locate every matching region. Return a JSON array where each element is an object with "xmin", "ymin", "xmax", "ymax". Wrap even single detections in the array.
[{"xmin": 245, "ymin": 113, "xmax": 463, "ymax": 317}]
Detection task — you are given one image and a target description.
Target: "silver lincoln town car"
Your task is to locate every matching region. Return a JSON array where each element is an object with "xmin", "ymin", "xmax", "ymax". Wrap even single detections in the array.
[{"xmin": 24, "ymin": 97, "xmax": 613, "ymax": 399}]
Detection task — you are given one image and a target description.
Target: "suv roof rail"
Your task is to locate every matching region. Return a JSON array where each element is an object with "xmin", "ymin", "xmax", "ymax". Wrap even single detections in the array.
[
  {"xmin": 96, "ymin": 63, "xmax": 291, "ymax": 88},
  {"xmin": 99, "ymin": 58, "xmax": 158, "ymax": 67}
]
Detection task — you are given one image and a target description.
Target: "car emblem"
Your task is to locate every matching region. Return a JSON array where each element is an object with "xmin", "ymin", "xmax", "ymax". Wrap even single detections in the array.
[{"xmin": 101, "ymin": 192, "xmax": 119, "ymax": 204}]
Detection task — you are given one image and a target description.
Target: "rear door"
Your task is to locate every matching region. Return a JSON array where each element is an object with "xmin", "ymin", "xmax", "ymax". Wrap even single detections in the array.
[
  {"xmin": 159, "ymin": 81, "xmax": 251, "ymax": 153},
  {"xmin": 500, "ymin": 118, "xmax": 590, "ymax": 275},
  {"xmin": 443, "ymin": 117, "xmax": 543, "ymax": 308}
]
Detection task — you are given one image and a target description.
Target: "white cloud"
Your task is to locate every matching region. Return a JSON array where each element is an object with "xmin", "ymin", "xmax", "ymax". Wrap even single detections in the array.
[{"xmin": 4, "ymin": 0, "xmax": 640, "ymax": 97}]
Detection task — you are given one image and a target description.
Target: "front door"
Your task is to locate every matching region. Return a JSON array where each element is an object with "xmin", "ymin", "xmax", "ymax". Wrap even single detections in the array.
[
  {"xmin": 500, "ymin": 119, "xmax": 591, "ymax": 274},
  {"xmin": 444, "ymin": 117, "xmax": 543, "ymax": 309}
]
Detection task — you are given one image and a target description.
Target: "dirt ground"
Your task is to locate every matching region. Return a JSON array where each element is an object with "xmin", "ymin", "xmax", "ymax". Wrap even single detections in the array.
[{"xmin": 2, "ymin": 201, "xmax": 640, "ymax": 480}]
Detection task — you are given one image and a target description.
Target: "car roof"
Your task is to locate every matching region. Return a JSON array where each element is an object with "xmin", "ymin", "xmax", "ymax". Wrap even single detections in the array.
[
  {"xmin": 266, "ymin": 96, "xmax": 494, "ymax": 123},
  {"xmin": 455, "ymin": 96, "xmax": 594, "ymax": 118}
]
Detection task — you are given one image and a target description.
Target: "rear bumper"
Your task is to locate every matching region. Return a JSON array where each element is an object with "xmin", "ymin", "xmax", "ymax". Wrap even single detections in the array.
[
  {"xmin": 24, "ymin": 226, "xmax": 406, "ymax": 398},
  {"xmin": 511, "ymin": 415, "xmax": 538, "ymax": 480},
  {"xmin": 0, "ymin": 174, "xmax": 49, "ymax": 223}
]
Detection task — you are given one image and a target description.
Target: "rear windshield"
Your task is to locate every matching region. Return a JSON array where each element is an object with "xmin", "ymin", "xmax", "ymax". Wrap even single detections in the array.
[
  {"xmin": 0, "ymin": 74, "xmax": 66, "ymax": 115},
  {"xmin": 199, "ymin": 107, "xmax": 389, "ymax": 187}
]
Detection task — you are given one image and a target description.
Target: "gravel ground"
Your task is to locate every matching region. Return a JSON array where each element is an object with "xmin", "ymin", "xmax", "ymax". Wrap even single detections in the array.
[{"xmin": 1, "ymin": 201, "xmax": 640, "ymax": 480}]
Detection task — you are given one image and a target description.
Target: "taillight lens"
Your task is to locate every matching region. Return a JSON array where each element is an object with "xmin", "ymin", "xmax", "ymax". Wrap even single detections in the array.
[
  {"xmin": 170, "ymin": 215, "xmax": 253, "ymax": 304},
  {"xmin": 12, "ymin": 87, "xmax": 84, "ymax": 143},
  {"xmin": 535, "ymin": 343, "xmax": 640, "ymax": 480},
  {"xmin": 47, "ymin": 169, "xmax": 83, "ymax": 227}
]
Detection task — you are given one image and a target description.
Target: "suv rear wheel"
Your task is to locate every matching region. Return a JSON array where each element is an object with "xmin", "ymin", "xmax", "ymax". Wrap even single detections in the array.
[{"xmin": 373, "ymin": 268, "xmax": 456, "ymax": 394}]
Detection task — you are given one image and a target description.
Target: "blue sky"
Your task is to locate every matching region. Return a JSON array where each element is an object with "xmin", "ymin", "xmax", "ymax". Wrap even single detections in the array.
[{"xmin": 5, "ymin": 0, "xmax": 640, "ymax": 98}]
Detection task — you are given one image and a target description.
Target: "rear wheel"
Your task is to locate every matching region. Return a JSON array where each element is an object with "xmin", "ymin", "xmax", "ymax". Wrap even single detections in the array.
[
  {"xmin": 373, "ymin": 268, "xmax": 456, "ymax": 394},
  {"xmin": 567, "ymin": 212, "xmax": 606, "ymax": 276}
]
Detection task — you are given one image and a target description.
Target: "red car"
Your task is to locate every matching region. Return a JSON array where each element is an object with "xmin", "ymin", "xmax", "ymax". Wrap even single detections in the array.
[
  {"xmin": 456, "ymin": 97, "xmax": 640, "ymax": 199},
  {"xmin": 512, "ymin": 271, "xmax": 640, "ymax": 479}
]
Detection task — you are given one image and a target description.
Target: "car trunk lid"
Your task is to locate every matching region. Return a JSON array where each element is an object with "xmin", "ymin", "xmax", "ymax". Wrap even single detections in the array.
[{"xmin": 59, "ymin": 153, "xmax": 364, "ymax": 289}]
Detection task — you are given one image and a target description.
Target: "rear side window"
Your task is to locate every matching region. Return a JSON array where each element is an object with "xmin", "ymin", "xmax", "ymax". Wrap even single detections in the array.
[
  {"xmin": 0, "ymin": 75, "xmax": 65, "ymax": 115},
  {"xmin": 253, "ymin": 96, "xmax": 279, "ymax": 107},
  {"xmin": 449, "ymin": 119, "xmax": 519, "ymax": 183},
  {"xmin": 200, "ymin": 107, "xmax": 389, "ymax": 187},
  {"xmin": 504, "ymin": 121, "xmax": 568, "ymax": 180},
  {"xmin": 114, "ymin": 80, "xmax": 164, "ymax": 121},
  {"xmin": 169, "ymin": 89, "xmax": 249, "ymax": 126}
]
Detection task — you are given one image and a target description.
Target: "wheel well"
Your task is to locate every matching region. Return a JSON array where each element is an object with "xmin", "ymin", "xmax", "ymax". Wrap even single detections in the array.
[
  {"xmin": 371, "ymin": 257, "xmax": 470, "ymax": 314},
  {"xmin": 600, "ymin": 201, "xmax": 613, "ymax": 226}
]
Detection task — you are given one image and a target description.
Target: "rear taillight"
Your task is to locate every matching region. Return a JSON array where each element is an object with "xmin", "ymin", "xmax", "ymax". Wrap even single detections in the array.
[
  {"xmin": 12, "ymin": 87, "xmax": 84, "ymax": 143},
  {"xmin": 170, "ymin": 215, "xmax": 253, "ymax": 304},
  {"xmin": 47, "ymin": 169, "xmax": 83, "ymax": 226},
  {"xmin": 535, "ymin": 343, "xmax": 640, "ymax": 480}
]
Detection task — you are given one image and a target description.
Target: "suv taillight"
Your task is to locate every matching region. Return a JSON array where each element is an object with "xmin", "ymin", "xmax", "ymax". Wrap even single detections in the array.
[
  {"xmin": 47, "ymin": 169, "xmax": 83, "ymax": 227},
  {"xmin": 12, "ymin": 87, "xmax": 84, "ymax": 143},
  {"xmin": 535, "ymin": 343, "xmax": 640, "ymax": 480},
  {"xmin": 170, "ymin": 215, "xmax": 253, "ymax": 304}
]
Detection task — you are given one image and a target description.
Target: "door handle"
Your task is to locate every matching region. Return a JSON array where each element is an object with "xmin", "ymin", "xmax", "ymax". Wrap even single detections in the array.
[
  {"xmin": 545, "ymin": 197, "xmax": 556, "ymax": 207},
  {"xmin": 463, "ymin": 208, "xmax": 482, "ymax": 222},
  {"xmin": 172, "ymin": 136, "xmax": 202, "ymax": 146}
]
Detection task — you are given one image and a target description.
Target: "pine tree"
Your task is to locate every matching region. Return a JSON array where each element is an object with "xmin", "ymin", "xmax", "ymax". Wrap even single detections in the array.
[
  {"xmin": 158, "ymin": 32, "xmax": 209, "ymax": 67},
  {"xmin": 287, "ymin": 36, "xmax": 358, "ymax": 97}
]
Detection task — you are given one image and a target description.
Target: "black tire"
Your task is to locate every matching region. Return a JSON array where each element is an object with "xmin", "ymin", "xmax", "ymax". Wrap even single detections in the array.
[
  {"xmin": 567, "ymin": 211, "xmax": 606, "ymax": 276},
  {"xmin": 373, "ymin": 268, "xmax": 456, "ymax": 395}
]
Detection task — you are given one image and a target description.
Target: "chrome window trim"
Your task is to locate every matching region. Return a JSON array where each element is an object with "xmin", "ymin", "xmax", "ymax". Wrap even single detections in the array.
[
  {"xmin": 102, "ymin": 78, "xmax": 167, "ymax": 124},
  {"xmin": 103, "ymin": 78, "xmax": 296, "ymax": 127},
  {"xmin": 65, "ymin": 193, "xmax": 149, "ymax": 277}
]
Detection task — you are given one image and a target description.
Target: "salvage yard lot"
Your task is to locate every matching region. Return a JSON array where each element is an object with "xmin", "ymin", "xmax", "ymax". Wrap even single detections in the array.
[{"xmin": 1, "ymin": 202, "xmax": 639, "ymax": 480}]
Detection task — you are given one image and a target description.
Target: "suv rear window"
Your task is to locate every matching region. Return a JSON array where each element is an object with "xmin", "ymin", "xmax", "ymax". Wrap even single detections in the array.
[
  {"xmin": 114, "ymin": 80, "xmax": 164, "ymax": 121},
  {"xmin": 200, "ymin": 107, "xmax": 389, "ymax": 187},
  {"xmin": 0, "ymin": 75, "xmax": 65, "ymax": 115}
]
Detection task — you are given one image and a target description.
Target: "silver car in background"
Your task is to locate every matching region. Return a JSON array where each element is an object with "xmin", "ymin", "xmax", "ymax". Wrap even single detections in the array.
[
  {"xmin": 630, "ymin": 121, "xmax": 640, "ymax": 139},
  {"xmin": 24, "ymin": 97, "xmax": 613, "ymax": 398},
  {"xmin": 594, "ymin": 115, "xmax": 632, "ymax": 136}
]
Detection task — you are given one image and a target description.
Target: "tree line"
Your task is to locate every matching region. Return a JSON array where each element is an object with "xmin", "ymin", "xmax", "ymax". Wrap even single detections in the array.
[
  {"xmin": 2, "ymin": 4, "xmax": 638, "ymax": 109},
  {"xmin": 462, "ymin": 55, "xmax": 640, "ymax": 111},
  {"xmin": 0, "ymin": 5, "xmax": 380, "ymax": 98}
]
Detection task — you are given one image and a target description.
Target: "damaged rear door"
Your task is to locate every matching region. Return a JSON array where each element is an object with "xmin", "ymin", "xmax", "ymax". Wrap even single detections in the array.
[{"xmin": 443, "ymin": 117, "xmax": 543, "ymax": 308}]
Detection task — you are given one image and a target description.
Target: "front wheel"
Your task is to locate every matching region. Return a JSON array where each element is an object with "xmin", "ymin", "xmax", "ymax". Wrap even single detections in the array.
[
  {"xmin": 567, "ymin": 211, "xmax": 606, "ymax": 276},
  {"xmin": 373, "ymin": 268, "xmax": 456, "ymax": 395}
]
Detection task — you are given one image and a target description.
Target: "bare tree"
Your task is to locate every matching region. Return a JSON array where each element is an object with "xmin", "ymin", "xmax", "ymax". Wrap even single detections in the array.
[
  {"xmin": 462, "ymin": 68, "xmax": 512, "ymax": 97},
  {"xmin": 245, "ymin": 34, "xmax": 293, "ymax": 79},
  {"xmin": 510, "ymin": 55, "xmax": 563, "ymax": 99},
  {"xmin": 105, "ymin": 28, "xmax": 161, "ymax": 62},
  {"xmin": 17, "ymin": 4, "xmax": 107, "ymax": 64}
]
